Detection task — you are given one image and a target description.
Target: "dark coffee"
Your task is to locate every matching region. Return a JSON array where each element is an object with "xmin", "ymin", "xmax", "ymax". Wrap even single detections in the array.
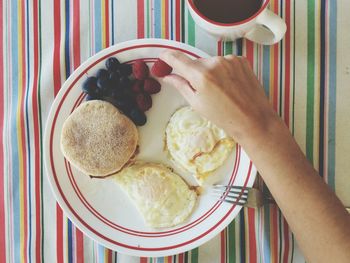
[{"xmin": 193, "ymin": 0, "xmax": 263, "ymax": 24}]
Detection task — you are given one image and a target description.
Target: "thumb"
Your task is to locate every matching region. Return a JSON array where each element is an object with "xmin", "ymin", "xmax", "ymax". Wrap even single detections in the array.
[{"xmin": 162, "ymin": 74, "xmax": 196, "ymax": 100}]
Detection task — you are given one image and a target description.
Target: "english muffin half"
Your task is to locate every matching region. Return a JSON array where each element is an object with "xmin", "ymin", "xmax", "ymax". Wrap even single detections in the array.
[{"xmin": 60, "ymin": 100, "xmax": 138, "ymax": 177}]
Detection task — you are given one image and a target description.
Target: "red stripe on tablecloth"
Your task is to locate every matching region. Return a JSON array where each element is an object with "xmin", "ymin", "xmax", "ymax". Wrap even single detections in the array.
[
  {"xmin": 178, "ymin": 253, "xmax": 184, "ymax": 263},
  {"xmin": 76, "ymin": 229, "xmax": 84, "ymax": 263},
  {"xmin": 247, "ymin": 208, "xmax": 257, "ymax": 263},
  {"xmin": 53, "ymin": 2, "xmax": 64, "ymax": 260},
  {"xmin": 282, "ymin": 218, "xmax": 290, "ymax": 263},
  {"xmin": 137, "ymin": 0, "xmax": 145, "ymax": 38},
  {"xmin": 165, "ymin": 1, "xmax": 169, "ymax": 39},
  {"xmin": 284, "ymin": 0, "xmax": 291, "ymax": 127},
  {"xmin": 53, "ymin": 0, "xmax": 62, "ymax": 96},
  {"xmin": 175, "ymin": 0, "xmax": 181, "ymax": 41},
  {"xmin": 217, "ymin": 41, "xmax": 222, "ymax": 56},
  {"xmin": 20, "ymin": 1, "xmax": 28, "ymax": 261},
  {"xmin": 140, "ymin": 257, "xmax": 148, "ymax": 263},
  {"xmin": 220, "ymin": 230, "xmax": 226, "ymax": 263},
  {"xmin": 105, "ymin": 0, "xmax": 110, "ymax": 47},
  {"xmin": 0, "ymin": 0, "xmax": 6, "ymax": 261},
  {"xmin": 56, "ymin": 203, "xmax": 64, "ymax": 263},
  {"xmin": 72, "ymin": 0, "xmax": 80, "ymax": 69},
  {"xmin": 245, "ymin": 40, "xmax": 254, "ymax": 65},
  {"xmin": 32, "ymin": 0, "xmax": 42, "ymax": 261},
  {"xmin": 53, "ymin": 4, "xmax": 63, "ymax": 261}
]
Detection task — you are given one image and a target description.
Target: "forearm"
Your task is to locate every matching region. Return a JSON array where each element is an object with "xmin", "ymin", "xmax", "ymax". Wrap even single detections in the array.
[{"xmin": 239, "ymin": 118, "xmax": 350, "ymax": 263}]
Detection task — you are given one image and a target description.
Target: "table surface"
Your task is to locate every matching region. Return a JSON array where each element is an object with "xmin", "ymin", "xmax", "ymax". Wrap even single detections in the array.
[{"xmin": 1, "ymin": 0, "xmax": 350, "ymax": 262}]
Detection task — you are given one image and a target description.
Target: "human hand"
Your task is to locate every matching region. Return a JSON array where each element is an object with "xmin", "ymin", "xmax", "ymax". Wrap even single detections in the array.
[{"xmin": 160, "ymin": 50, "xmax": 281, "ymax": 144}]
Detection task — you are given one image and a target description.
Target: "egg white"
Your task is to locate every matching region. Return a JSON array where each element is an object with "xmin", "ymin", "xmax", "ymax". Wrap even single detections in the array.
[
  {"xmin": 113, "ymin": 162, "xmax": 197, "ymax": 228},
  {"xmin": 165, "ymin": 106, "xmax": 235, "ymax": 184}
]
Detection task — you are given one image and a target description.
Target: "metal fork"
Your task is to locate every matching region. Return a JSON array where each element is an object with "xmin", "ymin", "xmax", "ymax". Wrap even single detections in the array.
[
  {"xmin": 212, "ymin": 185, "xmax": 350, "ymax": 212},
  {"xmin": 211, "ymin": 185, "xmax": 274, "ymax": 208}
]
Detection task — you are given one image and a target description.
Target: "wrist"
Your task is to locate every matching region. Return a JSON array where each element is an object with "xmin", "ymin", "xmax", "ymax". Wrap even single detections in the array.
[{"xmin": 233, "ymin": 113, "xmax": 287, "ymax": 150}]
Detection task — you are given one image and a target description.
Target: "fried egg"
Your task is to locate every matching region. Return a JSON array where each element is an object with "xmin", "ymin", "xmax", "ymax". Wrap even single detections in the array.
[
  {"xmin": 165, "ymin": 106, "xmax": 235, "ymax": 184},
  {"xmin": 113, "ymin": 162, "xmax": 197, "ymax": 228}
]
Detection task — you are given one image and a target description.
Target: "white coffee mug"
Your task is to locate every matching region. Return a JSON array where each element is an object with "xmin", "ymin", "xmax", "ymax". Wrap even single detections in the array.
[{"xmin": 186, "ymin": 0, "xmax": 287, "ymax": 45}]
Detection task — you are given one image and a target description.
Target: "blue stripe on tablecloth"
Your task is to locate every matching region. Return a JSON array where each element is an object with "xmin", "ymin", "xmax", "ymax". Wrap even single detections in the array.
[
  {"xmin": 263, "ymin": 205, "xmax": 271, "ymax": 263},
  {"xmin": 170, "ymin": 0, "xmax": 174, "ymax": 40},
  {"xmin": 98, "ymin": 244, "xmax": 105, "ymax": 262},
  {"xmin": 319, "ymin": 0, "xmax": 326, "ymax": 178},
  {"xmin": 94, "ymin": 0, "xmax": 102, "ymax": 52},
  {"xmin": 64, "ymin": 1, "xmax": 74, "ymax": 262},
  {"xmin": 25, "ymin": 0, "xmax": 33, "ymax": 261},
  {"xmin": 263, "ymin": 46, "xmax": 271, "ymax": 97},
  {"xmin": 10, "ymin": 0, "xmax": 21, "ymax": 262},
  {"xmin": 64, "ymin": 0, "xmax": 70, "ymax": 78},
  {"xmin": 111, "ymin": 0, "xmax": 115, "ymax": 45},
  {"xmin": 154, "ymin": 0, "xmax": 161, "ymax": 38},
  {"xmin": 328, "ymin": 1, "xmax": 337, "ymax": 190},
  {"xmin": 67, "ymin": 220, "xmax": 73, "ymax": 263}
]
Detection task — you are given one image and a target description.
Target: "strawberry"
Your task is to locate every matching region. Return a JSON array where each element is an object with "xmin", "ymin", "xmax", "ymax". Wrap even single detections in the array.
[
  {"xmin": 143, "ymin": 78, "xmax": 161, "ymax": 94},
  {"xmin": 151, "ymin": 59, "xmax": 173, "ymax": 77},
  {"xmin": 136, "ymin": 93, "xmax": 152, "ymax": 112},
  {"xmin": 132, "ymin": 60, "xmax": 149, "ymax": 80},
  {"xmin": 131, "ymin": 80, "xmax": 144, "ymax": 94}
]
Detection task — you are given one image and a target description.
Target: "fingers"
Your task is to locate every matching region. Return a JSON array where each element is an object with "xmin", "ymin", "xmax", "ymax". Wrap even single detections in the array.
[
  {"xmin": 160, "ymin": 50, "xmax": 198, "ymax": 81},
  {"xmin": 162, "ymin": 74, "xmax": 196, "ymax": 100},
  {"xmin": 225, "ymin": 54, "xmax": 252, "ymax": 71},
  {"xmin": 224, "ymin": 54, "xmax": 236, "ymax": 61}
]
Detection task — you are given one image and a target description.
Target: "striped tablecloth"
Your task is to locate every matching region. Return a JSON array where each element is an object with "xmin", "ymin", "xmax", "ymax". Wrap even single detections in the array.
[{"xmin": 1, "ymin": 0, "xmax": 350, "ymax": 262}]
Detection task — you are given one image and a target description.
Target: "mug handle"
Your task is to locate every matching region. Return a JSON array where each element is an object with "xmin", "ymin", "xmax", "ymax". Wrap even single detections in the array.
[{"xmin": 244, "ymin": 9, "xmax": 287, "ymax": 45}]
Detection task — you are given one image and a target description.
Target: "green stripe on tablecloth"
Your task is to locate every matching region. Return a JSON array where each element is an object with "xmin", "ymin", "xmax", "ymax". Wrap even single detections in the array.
[
  {"xmin": 181, "ymin": 0, "xmax": 185, "ymax": 42},
  {"xmin": 146, "ymin": 0, "xmax": 150, "ymax": 37},
  {"xmin": 191, "ymin": 247, "xmax": 198, "ymax": 263},
  {"xmin": 225, "ymin": 42, "xmax": 233, "ymax": 55},
  {"xmin": 187, "ymin": 9, "xmax": 195, "ymax": 46},
  {"xmin": 306, "ymin": 0, "xmax": 315, "ymax": 162},
  {"xmin": 228, "ymin": 221, "xmax": 236, "ymax": 263}
]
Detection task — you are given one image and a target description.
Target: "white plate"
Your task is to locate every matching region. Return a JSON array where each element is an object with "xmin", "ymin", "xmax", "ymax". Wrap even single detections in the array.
[{"xmin": 44, "ymin": 38, "xmax": 256, "ymax": 257}]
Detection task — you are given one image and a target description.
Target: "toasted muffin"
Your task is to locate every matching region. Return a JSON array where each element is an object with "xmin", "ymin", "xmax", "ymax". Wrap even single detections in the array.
[{"xmin": 60, "ymin": 100, "xmax": 138, "ymax": 177}]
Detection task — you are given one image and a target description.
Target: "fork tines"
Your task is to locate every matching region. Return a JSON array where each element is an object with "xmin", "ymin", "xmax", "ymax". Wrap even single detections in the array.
[{"xmin": 211, "ymin": 185, "xmax": 249, "ymax": 206}]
